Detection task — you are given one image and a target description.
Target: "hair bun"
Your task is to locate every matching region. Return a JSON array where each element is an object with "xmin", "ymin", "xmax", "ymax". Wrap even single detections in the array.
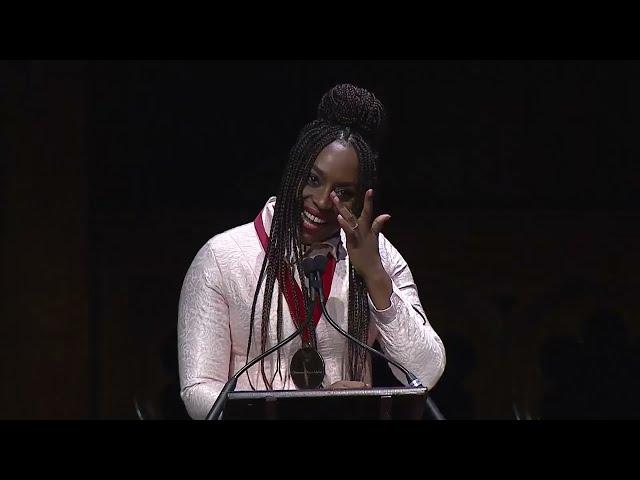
[{"xmin": 317, "ymin": 84, "xmax": 385, "ymax": 138}]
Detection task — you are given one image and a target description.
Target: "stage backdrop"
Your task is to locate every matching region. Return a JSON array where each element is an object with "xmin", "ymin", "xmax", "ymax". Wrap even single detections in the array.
[{"xmin": 2, "ymin": 60, "xmax": 638, "ymax": 419}]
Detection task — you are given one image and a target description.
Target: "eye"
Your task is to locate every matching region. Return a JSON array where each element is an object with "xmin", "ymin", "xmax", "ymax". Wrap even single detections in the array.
[
  {"xmin": 335, "ymin": 189, "xmax": 354, "ymax": 201},
  {"xmin": 307, "ymin": 173, "xmax": 320, "ymax": 187}
]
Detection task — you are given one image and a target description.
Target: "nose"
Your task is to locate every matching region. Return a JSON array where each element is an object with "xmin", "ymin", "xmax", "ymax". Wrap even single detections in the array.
[{"xmin": 313, "ymin": 187, "xmax": 334, "ymax": 212}]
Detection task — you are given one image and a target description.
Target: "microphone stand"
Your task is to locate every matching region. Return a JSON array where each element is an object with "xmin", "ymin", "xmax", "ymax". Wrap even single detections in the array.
[
  {"xmin": 306, "ymin": 255, "xmax": 445, "ymax": 420},
  {"xmin": 205, "ymin": 326, "xmax": 304, "ymax": 420}
]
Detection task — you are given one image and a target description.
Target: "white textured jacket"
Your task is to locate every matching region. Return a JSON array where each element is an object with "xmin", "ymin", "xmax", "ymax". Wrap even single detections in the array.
[{"xmin": 178, "ymin": 197, "xmax": 445, "ymax": 419}]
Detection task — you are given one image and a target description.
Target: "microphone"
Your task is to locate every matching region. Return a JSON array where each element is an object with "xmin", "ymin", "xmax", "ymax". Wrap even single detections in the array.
[
  {"xmin": 205, "ymin": 325, "xmax": 304, "ymax": 420},
  {"xmin": 303, "ymin": 255, "xmax": 446, "ymax": 420},
  {"xmin": 302, "ymin": 254, "xmax": 327, "ymax": 302}
]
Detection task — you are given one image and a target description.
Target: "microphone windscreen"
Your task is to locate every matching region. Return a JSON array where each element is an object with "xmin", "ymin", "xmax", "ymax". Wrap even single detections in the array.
[
  {"xmin": 302, "ymin": 257, "xmax": 316, "ymax": 276},
  {"xmin": 314, "ymin": 254, "xmax": 328, "ymax": 273}
]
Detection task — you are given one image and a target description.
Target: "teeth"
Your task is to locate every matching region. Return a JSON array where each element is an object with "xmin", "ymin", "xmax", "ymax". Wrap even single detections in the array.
[{"xmin": 302, "ymin": 210, "xmax": 327, "ymax": 225}]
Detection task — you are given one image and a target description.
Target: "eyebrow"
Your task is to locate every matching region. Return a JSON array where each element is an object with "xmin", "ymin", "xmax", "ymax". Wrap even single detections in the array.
[{"xmin": 311, "ymin": 166, "xmax": 357, "ymax": 188}]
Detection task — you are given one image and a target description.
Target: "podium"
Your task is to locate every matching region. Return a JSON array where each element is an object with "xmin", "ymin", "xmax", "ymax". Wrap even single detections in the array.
[{"xmin": 222, "ymin": 387, "xmax": 427, "ymax": 420}]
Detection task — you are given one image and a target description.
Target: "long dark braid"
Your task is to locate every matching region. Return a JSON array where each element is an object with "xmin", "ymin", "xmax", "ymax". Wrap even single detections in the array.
[{"xmin": 246, "ymin": 84, "xmax": 385, "ymax": 387}]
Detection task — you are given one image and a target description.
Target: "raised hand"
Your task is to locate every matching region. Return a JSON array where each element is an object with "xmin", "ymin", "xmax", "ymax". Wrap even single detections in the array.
[{"xmin": 330, "ymin": 188, "xmax": 391, "ymax": 280}]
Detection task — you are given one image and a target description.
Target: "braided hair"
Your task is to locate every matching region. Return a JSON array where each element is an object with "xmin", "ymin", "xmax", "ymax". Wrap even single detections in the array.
[{"xmin": 246, "ymin": 84, "xmax": 386, "ymax": 387}]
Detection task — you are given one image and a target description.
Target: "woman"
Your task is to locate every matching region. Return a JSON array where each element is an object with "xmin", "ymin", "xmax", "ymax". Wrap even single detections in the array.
[{"xmin": 178, "ymin": 83, "xmax": 445, "ymax": 419}]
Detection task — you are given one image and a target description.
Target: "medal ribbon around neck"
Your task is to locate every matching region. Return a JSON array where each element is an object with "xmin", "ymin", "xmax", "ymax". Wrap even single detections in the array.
[{"xmin": 254, "ymin": 210, "xmax": 336, "ymax": 345}]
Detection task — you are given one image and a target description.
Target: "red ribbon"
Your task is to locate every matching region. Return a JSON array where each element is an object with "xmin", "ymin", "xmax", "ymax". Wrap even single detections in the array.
[{"xmin": 254, "ymin": 210, "xmax": 336, "ymax": 344}]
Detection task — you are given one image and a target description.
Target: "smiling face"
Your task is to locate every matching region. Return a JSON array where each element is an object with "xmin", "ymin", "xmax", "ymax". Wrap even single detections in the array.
[{"xmin": 300, "ymin": 140, "xmax": 360, "ymax": 245}]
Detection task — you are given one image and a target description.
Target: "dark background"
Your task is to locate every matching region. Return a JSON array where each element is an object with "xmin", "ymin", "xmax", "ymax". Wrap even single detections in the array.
[{"xmin": 2, "ymin": 60, "xmax": 639, "ymax": 419}]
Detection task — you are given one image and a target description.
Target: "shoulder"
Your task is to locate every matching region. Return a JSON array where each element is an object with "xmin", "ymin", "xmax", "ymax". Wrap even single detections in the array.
[
  {"xmin": 377, "ymin": 232, "xmax": 401, "ymax": 260},
  {"xmin": 377, "ymin": 232, "xmax": 410, "ymax": 273},
  {"xmin": 206, "ymin": 221, "xmax": 257, "ymax": 256},
  {"xmin": 188, "ymin": 221, "xmax": 258, "ymax": 283}
]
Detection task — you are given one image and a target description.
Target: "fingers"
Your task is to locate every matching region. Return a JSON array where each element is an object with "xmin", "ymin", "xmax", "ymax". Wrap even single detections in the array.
[
  {"xmin": 371, "ymin": 214, "xmax": 391, "ymax": 235},
  {"xmin": 337, "ymin": 213, "xmax": 359, "ymax": 238},
  {"xmin": 331, "ymin": 191, "xmax": 358, "ymax": 229},
  {"xmin": 332, "ymin": 189, "xmax": 390, "ymax": 236},
  {"xmin": 360, "ymin": 189, "xmax": 373, "ymax": 226}
]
